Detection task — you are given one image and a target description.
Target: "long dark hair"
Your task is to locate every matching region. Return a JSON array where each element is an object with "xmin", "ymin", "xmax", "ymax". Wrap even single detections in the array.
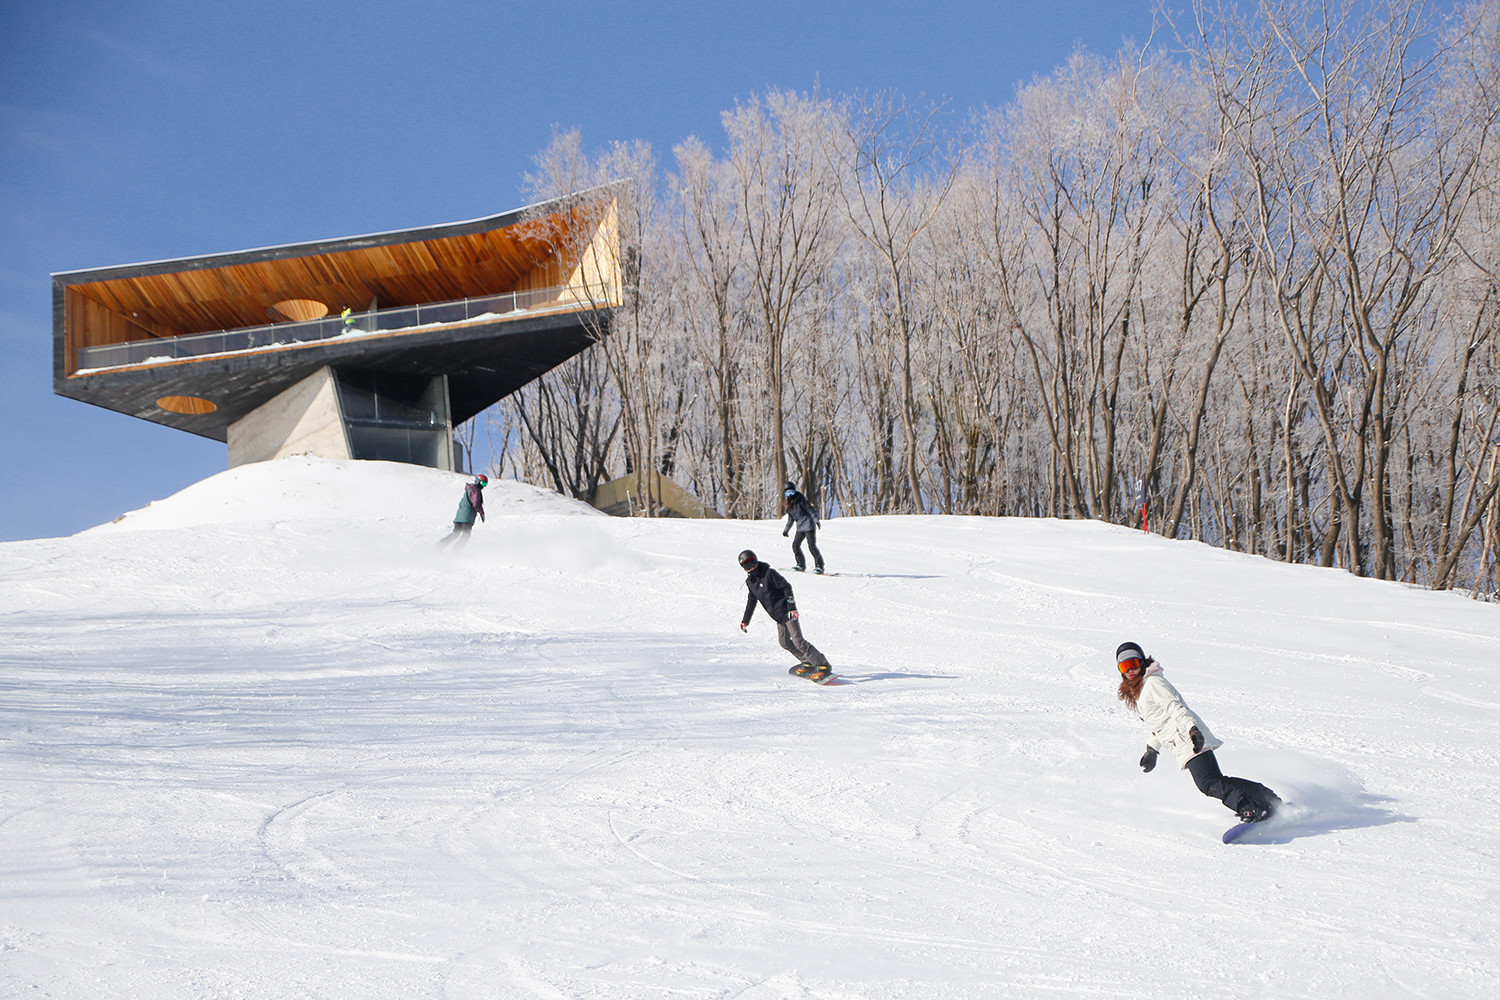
[{"xmin": 1117, "ymin": 658, "xmax": 1154, "ymax": 710}]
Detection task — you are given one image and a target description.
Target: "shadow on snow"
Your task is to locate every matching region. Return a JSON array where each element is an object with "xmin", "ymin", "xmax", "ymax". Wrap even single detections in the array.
[{"xmin": 1227, "ymin": 791, "xmax": 1415, "ymax": 845}]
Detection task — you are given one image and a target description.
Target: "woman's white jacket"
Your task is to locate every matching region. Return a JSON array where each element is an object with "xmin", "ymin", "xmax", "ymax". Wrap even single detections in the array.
[{"xmin": 1136, "ymin": 663, "xmax": 1221, "ymax": 769}]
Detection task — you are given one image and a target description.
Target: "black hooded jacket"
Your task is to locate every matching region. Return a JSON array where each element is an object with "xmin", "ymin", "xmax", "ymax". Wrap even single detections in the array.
[
  {"xmin": 782, "ymin": 490, "xmax": 819, "ymax": 535},
  {"xmin": 742, "ymin": 561, "xmax": 797, "ymax": 625}
]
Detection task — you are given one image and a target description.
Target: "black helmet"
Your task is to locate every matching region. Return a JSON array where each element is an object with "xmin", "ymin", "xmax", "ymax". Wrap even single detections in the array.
[{"xmin": 738, "ymin": 549, "xmax": 758, "ymax": 570}]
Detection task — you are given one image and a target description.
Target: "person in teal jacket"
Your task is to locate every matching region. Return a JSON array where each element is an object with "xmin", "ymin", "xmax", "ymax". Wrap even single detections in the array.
[{"xmin": 439, "ymin": 475, "xmax": 488, "ymax": 547}]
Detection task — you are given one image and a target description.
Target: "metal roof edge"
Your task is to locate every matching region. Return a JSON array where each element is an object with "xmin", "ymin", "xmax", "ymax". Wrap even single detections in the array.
[{"xmin": 50, "ymin": 181, "xmax": 627, "ymax": 284}]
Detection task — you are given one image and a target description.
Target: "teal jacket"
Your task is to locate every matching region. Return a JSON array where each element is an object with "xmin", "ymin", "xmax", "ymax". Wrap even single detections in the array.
[{"xmin": 453, "ymin": 482, "xmax": 485, "ymax": 524}]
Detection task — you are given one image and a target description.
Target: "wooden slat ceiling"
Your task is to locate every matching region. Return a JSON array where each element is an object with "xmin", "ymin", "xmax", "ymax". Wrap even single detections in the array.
[{"xmin": 66, "ymin": 213, "xmax": 567, "ymax": 338}]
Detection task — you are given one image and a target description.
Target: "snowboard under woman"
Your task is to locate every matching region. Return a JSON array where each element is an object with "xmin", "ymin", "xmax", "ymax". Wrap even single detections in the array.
[{"xmin": 1115, "ymin": 641, "xmax": 1281, "ymax": 824}]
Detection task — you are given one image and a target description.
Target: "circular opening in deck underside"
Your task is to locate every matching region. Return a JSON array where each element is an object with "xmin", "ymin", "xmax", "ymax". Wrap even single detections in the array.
[
  {"xmin": 156, "ymin": 395, "xmax": 217, "ymax": 415},
  {"xmin": 268, "ymin": 298, "xmax": 329, "ymax": 322}
]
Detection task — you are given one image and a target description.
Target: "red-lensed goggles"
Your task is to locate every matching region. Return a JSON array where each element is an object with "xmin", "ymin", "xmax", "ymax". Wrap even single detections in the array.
[{"xmin": 1117, "ymin": 656, "xmax": 1144, "ymax": 674}]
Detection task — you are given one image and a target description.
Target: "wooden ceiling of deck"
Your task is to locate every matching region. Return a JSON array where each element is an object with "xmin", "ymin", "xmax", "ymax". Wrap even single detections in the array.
[{"xmin": 67, "ymin": 216, "xmax": 562, "ymax": 338}]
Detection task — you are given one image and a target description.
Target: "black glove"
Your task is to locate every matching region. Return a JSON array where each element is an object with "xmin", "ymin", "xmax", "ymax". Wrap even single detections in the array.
[
  {"xmin": 1190, "ymin": 726, "xmax": 1204, "ymax": 753},
  {"xmin": 783, "ymin": 529, "xmax": 790, "ymax": 537},
  {"xmin": 1139, "ymin": 747, "xmax": 1158, "ymax": 772}
]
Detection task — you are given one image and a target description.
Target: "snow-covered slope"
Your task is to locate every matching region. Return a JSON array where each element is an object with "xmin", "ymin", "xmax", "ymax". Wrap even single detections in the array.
[{"xmin": 2, "ymin": 457, "xmax": 1497, "ymax": 998}]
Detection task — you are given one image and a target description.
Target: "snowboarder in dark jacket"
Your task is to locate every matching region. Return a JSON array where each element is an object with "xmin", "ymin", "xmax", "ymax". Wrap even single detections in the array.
[
  {"xmin": 781, "ymin": 482, "xmax": 825, "ymax": 574},
  {"xmin": 738, "ymin": 549, "xmax": 832, "ymax": 680},
  {"xmin": 439, "ymin": 474, "xmax": 488, "ymax": 547}
]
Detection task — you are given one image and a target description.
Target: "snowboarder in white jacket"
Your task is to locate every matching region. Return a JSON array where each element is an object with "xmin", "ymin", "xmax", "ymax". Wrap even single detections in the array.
[{"xmin": 1115, "ymin": 641, "xmax": 1281, "ymax": 823}]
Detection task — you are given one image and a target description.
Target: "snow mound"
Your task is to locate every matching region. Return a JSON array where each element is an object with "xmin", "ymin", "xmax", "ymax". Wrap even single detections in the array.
[{"xmin": 84, "ymin": 455, "xmax": 600, "ymax": 533}]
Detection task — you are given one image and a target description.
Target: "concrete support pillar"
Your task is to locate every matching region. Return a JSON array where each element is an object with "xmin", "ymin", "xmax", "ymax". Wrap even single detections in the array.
[{"xmin": 227, "ymin": 366, "xmax": 351, "ymax": 467}]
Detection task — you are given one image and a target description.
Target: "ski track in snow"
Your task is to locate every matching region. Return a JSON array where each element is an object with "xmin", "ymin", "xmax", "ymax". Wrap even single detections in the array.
[{"xmin": 1, "ymin": 457, "xmax": 1498, "ymax": 998}]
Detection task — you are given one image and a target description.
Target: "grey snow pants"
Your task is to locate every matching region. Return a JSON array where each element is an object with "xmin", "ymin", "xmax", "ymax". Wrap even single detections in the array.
[{"xmin": 776, "ymin": 617, "xmax": 830, "ymax": 668}]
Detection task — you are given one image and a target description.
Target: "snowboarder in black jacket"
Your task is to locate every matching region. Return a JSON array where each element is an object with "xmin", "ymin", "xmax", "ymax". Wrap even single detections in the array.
[
  {"xmin": 781, "ymin": 481, "xmax": 825, "ymax": 573},
  {"xmin": 738, "ymin": 548, "xmax": 832, "ymax": 680}
]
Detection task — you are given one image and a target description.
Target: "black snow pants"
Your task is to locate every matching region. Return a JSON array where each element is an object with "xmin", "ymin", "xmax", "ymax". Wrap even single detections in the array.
[
  {"xmin": 1186, "ymin": 751, "xmax": 1280, "ymax": 817},
  {"xmin": 792, "ymin": 528, "xmax": 824, "ymax": 571}
]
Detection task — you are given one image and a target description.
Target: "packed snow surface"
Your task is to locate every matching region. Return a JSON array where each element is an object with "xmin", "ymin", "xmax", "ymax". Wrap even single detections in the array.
[{"xmin": 2, "ymin": 457, "xmax": 1497, "ymax": 998}]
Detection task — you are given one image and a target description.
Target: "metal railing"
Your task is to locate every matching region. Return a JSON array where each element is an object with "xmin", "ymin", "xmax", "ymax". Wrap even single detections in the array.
[{"xmin": 76, "ymin": 283, "xmax": 613, "ymax": 371}]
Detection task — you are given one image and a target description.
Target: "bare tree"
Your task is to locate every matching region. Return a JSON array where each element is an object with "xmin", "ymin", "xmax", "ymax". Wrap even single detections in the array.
[
  {"xmin": 984, "ymin": 49, "xmax": 1168, "ymax": 519},
  {"xmin": 1235, "ymin": 0, "xmax": 1493, "ymax": 578},
  {"xmin": 481, "ymin": 130, "xmax": 623, "ymax": 499},
  {"xmin": 671, "ymin": 136, "xmax": 755, "ymax": 516},
  {"xmin": 1146, "ymin": 8, "xmax": 1265, "ymax": 539},
  {"xmin": 723, "ymin": 89, "xmax": 846, "ymax": 498},
  {"xmin": 839, "ymin": 92, "xmax": 958, "ymax": 511}
]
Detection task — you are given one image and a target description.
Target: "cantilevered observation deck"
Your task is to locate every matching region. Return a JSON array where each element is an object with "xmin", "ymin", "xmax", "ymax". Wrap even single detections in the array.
[{"xmin": 53, "ymin": 189, "xmax": 622, "ymax": 470}]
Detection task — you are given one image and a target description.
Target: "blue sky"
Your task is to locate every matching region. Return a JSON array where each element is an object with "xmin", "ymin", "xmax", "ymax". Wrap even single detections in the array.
[{"xmin": 1, "ymin": 0, "xmax": 1153, "ymax": 541}]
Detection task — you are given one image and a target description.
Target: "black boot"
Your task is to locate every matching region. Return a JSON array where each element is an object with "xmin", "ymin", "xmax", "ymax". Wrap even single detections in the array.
[
  {"xmin": 1227, "ymin": 784, "xmax": 1281, "ymax": 823},
  {"xmin": 1190, "ymin": 753, "xmax": 1280, "ymax": 822}
]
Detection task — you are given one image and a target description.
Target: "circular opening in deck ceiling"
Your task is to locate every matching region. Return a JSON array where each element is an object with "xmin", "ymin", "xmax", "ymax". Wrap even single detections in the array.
[
  {"xmin": 268, "ymin": 299, "xmax": 329, "ymax": 322},
  {"xmin": 156, "ymin": 395, "xmax": 217, "ymax": 415}
]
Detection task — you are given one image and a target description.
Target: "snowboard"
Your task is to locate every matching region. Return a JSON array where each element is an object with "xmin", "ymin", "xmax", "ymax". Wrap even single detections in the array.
[
  {"xmin": 1222, "ymin": 808, "xmax": 1290, "ymax": 844},
  {"xmin": 788, "ymin": 665, "xmax": 842, "ymax": 685},
  {"xmin": 1221, "ymin": 820, "xmax": 1260, "ymax": 844}
]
